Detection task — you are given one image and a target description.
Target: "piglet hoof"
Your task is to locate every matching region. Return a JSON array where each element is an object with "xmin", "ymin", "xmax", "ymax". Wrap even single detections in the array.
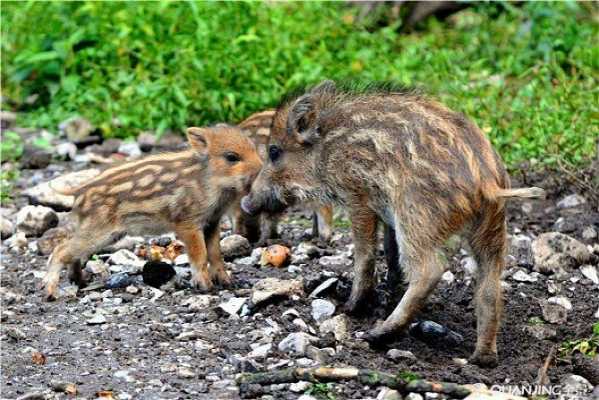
[
  {"xmin": 213, "ymin": 271, "xmax": 232, "ymax": 288},
  {"xmin": 191, "ymin": 276, "xmax": 214, "ymax": 293},
  {"xmin": 362, "ymin": 324, "xmax": 398, "ymax": 349},
  {"xmin": 343, "ymin": 290, "xmax": 377, "ymax": 316},
  {"xmin": 469, "ymin": 350, "xmax": 498, "ymax": 368}
]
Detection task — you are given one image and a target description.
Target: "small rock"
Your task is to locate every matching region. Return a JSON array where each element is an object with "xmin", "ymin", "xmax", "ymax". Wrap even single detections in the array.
[
  {"xmin": 118, "ymin": 141, "xmax": 142, "ymax": 158},
  {"xmin": 182, "ymin": 295, "xmax": 216, "ymax": 311},
  {"xmin": 125, "ymin": 285, "xmax": 139, "ymax": 294},
  {"xmin": 105, "ymin": 272, "xmax": 133, "ymax": 289},
  {"xmin": 177, "ymin": 367, "xmax": 196, "ymax": 379},
  {"xmin": 86, "ymin": 314, "xmax": 107, "ymax": 325},
  {"xmin": 6, "ymin": 231, "xmax": 27, "ymax": 251},
  {"xmin": 557, "ymin": 194, "xmax": 586, "ymax": 210},
  {"xmin": 553, "ymin": 217, "xmax": 577, "ymax": 233},
  {"xmin": 319, "ymin": 314, "xmax": 349, "ymax": 341},
  {"xmin": 509, "ymin": 234, "xmax": 534, "ymax": 267},
  {"xmin": 50, "ymin": 380, "xmax": 77, "ymax": 395},
  {"xmin": 319, "ymin": 254, "xmax": 350, "ymax": 267},
  {"xmin": 461, "ymin": 256, "xmax": 478, "ymax": 276},
  {"xmin": 174, "ymin": 254, "xmax": 189, "ymax": 265},
  {"xmin": 441, "ymin": 270, "xmax": 455, "ymax": 284},
  {"xmin": 580, "ymin": 265, "xmax": 599, "ymax": 285},
  {"xmin": 289, "ymin": 381, "xmax": 311, "ymax": 393},
  {"xmin": 1, "ymin": 217, "xmax": 14, "ymax": 239},
  {"xmin": 6, "ymin": 326, "xmax": 26, "ymax": 341},
  {"xmin": 386, "ymin": 348, "xmax": 417, "ymax": 361},
  {"xmin": 247, "ymin": 343, "xmax": 272, "ymax": 359},
  {"xmin": 59, "ymin": 116, "xmax": 95, "ymax": 144},
  {"xmin": 405, "ymin": 394, "xmax": 424, "ymax": 400},
  {"xmin": 547, "ymin": 295, "xmax": 573, "ymax": 311},
  {"xmin": 541, "ymin": 301, "xmax": 568, "ymax": 324},
  {"xmin": 582, "ymin": 226, "xmax": 598, "ymax": 241},
  {"xmin": 561, "ymin": 374, "xmax": 592, "ymax": 395},
  {"xmin": 37, "ymin": 227, "xmax": 70, "ymax": 255},
  {"xmin": 251, "ymin": 278, "xmax": 303, "ymax": 306},
  {"xmin": 311, "ymin": 299, "xmax": 335, "ymax": 322},
  {"xmin": 377, "ymin": 388, "xmax": 401, "ymax": 400},
  {"xmin": 219, "ymin": 297, "xmax": 247, "ymax": 317},
  {"xmin": 296, "ymin": 242, "xmax": 320, "ymax": 258},
  {"xmin": 409, "ymin": 320, "xmax": 464, "ymax": 347},
  {"xmin": 523, "ymin": 324, "xmax": 557, "ymax": 340},
  {"xmin": 20, "ymin": 146, "xmax": 52, "ymax": 169},
  {"xmin": 309, "ymin": 277, "xmax": 339, "ymax": 298},
  {"xmin": 532, "ymin": 232, "xmax": 591, "ymax": 274},
  {"xmin": 278, "ymin": 332, "xmax": 318, "ymax": 355},
  {"xmin": 16, "ymin": 205, "xmax": 58, "ymax": 237},
  {"xmin": 142, "ymin": 261, "xmax": 176, "ymax": 288},
  {"xmin": 137, "ymin": 132, "xmax": 157, "ymax": 152},
  {"xmin": 512, "ymin": 269, "xmax": 537, "ymax": 283},
  {"xmin": 220, "ymin": 234, "xmax": 251, "ymax": 260},
  {"xmin": 55, "ymin": 142, "xmax": 77, "ymax": 161},
  {"xmin": 452, "ymin": 358, "xmax": 468, "ymax": 366},
  {"xmin": 86, "ymin": 259, "xmax": 109, "ymax": 277},
  {"xmin": 108, "ymin": 249, "xmax": 145, "ymax": 268}
]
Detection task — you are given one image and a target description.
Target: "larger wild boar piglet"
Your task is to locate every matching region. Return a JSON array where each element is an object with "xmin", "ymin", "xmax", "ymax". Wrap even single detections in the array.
[
  {"xmin": 43, "ymin": 126, "xmax": 262, "ymax": 300},
  {"xmin": 242, "ymin": 81, "xmax": 544, "ymax": 367}
]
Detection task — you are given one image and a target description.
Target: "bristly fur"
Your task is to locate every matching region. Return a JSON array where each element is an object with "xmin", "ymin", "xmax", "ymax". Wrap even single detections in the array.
[{"xmin": 277, "ymin": 80, "xmax": 422, "ymax": 111}]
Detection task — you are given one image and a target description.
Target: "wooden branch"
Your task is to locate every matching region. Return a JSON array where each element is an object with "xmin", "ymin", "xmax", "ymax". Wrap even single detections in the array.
[{"xmin": 237, "ymin": 367, "xmax": 471, "ymax": 398}]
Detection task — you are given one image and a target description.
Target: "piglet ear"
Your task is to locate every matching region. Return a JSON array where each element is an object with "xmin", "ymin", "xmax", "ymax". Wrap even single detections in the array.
[{"xmin": 186, "ymin": 127, "xmax": 210, "ymax": 154}]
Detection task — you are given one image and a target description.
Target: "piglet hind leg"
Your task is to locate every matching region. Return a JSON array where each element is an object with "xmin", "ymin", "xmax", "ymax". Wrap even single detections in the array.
[
  {"xmin": 205, "ymin": 222, "xmax": 231, "ymax": 288},
  {"xmin": 42, "ymin": 227, "xmax": 118, "ymax": 301},
  {"xmin": 175, "ymin": 222, "xmax": 213, "ymax": 292},
  {"xmin": 343, "ymin": 207, "xmax": 379, "ymax": 315},
  {"xmin": 363, "ymin": 244, "xmax": 444, "ymax": 346},
  {"xmin": 466, "ymin": 206, "xmax": 507, "ymax": 368}
]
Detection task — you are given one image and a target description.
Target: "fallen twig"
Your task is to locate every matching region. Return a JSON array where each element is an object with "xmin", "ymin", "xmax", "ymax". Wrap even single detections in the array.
[
  {"xmin": 536, "ymin": 345, "xmax": 556, "ymax": 386},
  {"xmin": 237, "ymin": 367, "xmax": 471, "ymax": 398}
]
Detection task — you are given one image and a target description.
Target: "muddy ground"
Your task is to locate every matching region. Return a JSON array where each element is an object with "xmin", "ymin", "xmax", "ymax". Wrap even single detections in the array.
[{"xmin": 1, "ymin": 158, "xmax": 598, "ymax": 399}]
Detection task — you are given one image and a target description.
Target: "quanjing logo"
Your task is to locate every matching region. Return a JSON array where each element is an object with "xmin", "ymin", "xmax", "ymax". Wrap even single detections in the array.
[{"xmin": 490, "ymin": 384, "xmax": 591, "ymax": 399}]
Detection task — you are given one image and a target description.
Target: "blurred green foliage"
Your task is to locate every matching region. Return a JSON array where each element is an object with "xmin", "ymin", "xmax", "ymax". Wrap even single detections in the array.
[{"xmin": 1, "ymin": 1, "xmax": 597, "ymax": 166}]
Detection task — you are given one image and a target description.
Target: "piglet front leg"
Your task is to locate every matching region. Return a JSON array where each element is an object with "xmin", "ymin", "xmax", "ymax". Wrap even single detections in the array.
[{"xmin": 175, "ymin": 222, "xmax": 213, "ymax": 292}]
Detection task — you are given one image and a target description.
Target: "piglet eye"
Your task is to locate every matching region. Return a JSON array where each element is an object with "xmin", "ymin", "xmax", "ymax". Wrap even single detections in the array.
[
  {"xmin": 269, "ymin": 145, "xmax": 282, "ymax": 163},
  {"xmin": 224, "ymin": 152, "xmax": 240, "ymax": 163}
]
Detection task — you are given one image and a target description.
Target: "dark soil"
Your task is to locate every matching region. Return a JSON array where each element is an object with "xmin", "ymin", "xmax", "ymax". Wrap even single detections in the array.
[{"xmin": 1, "ymin": 164, "xmax": 598, "ymax": 400}]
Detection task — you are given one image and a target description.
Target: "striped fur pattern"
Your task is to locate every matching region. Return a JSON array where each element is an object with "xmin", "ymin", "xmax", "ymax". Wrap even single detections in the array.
[
  {"xmin": 42, "ymin": 125, "xmax": 262, "ymax": 300},
  {"xmin": 234, "ymin": 110, "xmax": 333, "ymax": 243},
  {"xmin": 242, "ymin": 80, "xmax": 545, "ymax": 367}
]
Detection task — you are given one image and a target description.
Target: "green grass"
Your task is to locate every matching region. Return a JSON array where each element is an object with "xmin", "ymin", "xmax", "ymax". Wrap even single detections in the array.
[
  {"xmin": 305, "ymin": 383, "xmax": 336, "ymax": 400},
  {"xmin": 558, "ymin": 322, "xmax": 599, "ymax": 360},
  {"xmin": 2, "ymin": 2, "xmax": 598, "ymax": 166}
]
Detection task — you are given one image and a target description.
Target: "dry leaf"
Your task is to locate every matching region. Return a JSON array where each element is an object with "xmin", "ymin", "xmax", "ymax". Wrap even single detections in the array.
[
  {"xmin": 150, "ymin": 244, "xmax": 165, "ymax": 261},
  {"xmin": 165, "ymin": 241, "xmax": 184, "ymax": 261},
  {"xmin": 96, "ymin": 390, "xmax": 114, "ymax": 399},
  {"xmin": 31, "ymin": 351, "xmax": 46, "ymax": 365},
  {"xmin": 260, "ymin": 245, "xmax": 291, "ymax": 268}
]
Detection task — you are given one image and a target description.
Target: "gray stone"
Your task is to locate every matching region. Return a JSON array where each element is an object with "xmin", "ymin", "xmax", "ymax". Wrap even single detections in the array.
[
  {"xmin": 278, "ymin": 332, "xmax": 318, "ymax": 355},
  {"xmin": 461, "ymin": 256, "xmax": 478, "ymax": 276},
  {"xmin": 319, "ymin": 254, "xmax": 350, "ymax": 267},
  {"xmin": 59, "ymin": 116, "xmax": 94, "ymax": 143},
  {"xmin": 219, "ymin": 297, "xmax": 247, "ymax": 317},
  {"xmin": 377, "ymin": 388, "xmax": 401, "ymax": 400},
  {"xmin": 509, "ymin": 234, "xmax": 534, "ymax": 267},
  {"xmin": 541, "ymin": 301, "xmax": 568, "ymax": 324},
  {"xmin": 532, "ymin": 232, "xmax": 591, "ymax": 274},
  {"xmin": 108, "ymin": 249, "xmax": 145, "ymax": 271},
  {"xmin": 582, "ymin": 226, "xmax": 598, "ymax": 241},
  {"xmin": 20, "ymin": 146, "xmax": 52, "ymax": 169},
  {"xmin": 220, "ymin": 234, "xmax": 251, "ymax": 260},
  {"xmin": 16, "ymin": 205, "xmax": 58, "ymax": 237},
  {"xmin": 386, "ymin": 348, "xmax": 417, "ymax": 361},
  {"xmin": 557, "ymin": 194, "xmax": 586, "ymax": 209},
  {"xmin": 1, "ymin": 217, "xmax": 14, "ymax": 239},
  {"xmin": 311, "ymin": 299, "xmax": 335, "ymax": 322},
  {"xmin": 524, "ymin": 324, "xmax": 557, "ymax": 340},
  {"xmin": 55, "ymin": 142, "xmax": 77, "ymax": 161},
  {"xmin": 405, "ymin": 394, "xmax": 424, "ymax": 400},
  {"xmin": 547, "ymin": 295, "xmax": 573, "ymax": 311},
  {"xmin": 5, "ymin": 231, "xmax": 27, "ymax": 251},
  {"xmin": 319, "ymin": 314, "xmax": 349, "ymax": 341},
  {"xmin": 118, "ymin": 141, "xmax": 142, "ymax": 158},
  {"xmin": 512, "ymin": 269, "xmax": 537, "ymax": 283},
  {"xmin": 441, "ymin": 270, "xmax": 455, "ymax": 284},
  {"xmin": 86, "ymin": 314, "xmax": 107, "ymax": 325},
  {"xmin": 137, "ymin": 132, "xmax": 157, "ymax": 152},
  {"xmin": 580, "ymin": 265, "xmax": 599, "ymax": 285},
  {"xmin": 181, "ymin": 295, "xmax": 217, "ymax": 311},
  {"xmin": 296, "ymin": 242, "xmax": 320, "ymax": 258},
  {"xmin": 309, "ymin": 277, "xmax": 338, "ymax": 298},
  {"xmin": 251, "ymin": 278, "xmax": 303, "ymax": 306},
  {"xmin": 289, "ymin": 381, "xmax": 311, "ymax": 393},
  {"xmin": 553, "ymin": 217, "xmax": 577, "ymax": 233},
  {"xmin": 561, "ymin": 374, "xmax": 592, "ymax": 395},
  {"xmin": 247, "ymin": 343, "xmax": 272, "ymax": 359}
]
